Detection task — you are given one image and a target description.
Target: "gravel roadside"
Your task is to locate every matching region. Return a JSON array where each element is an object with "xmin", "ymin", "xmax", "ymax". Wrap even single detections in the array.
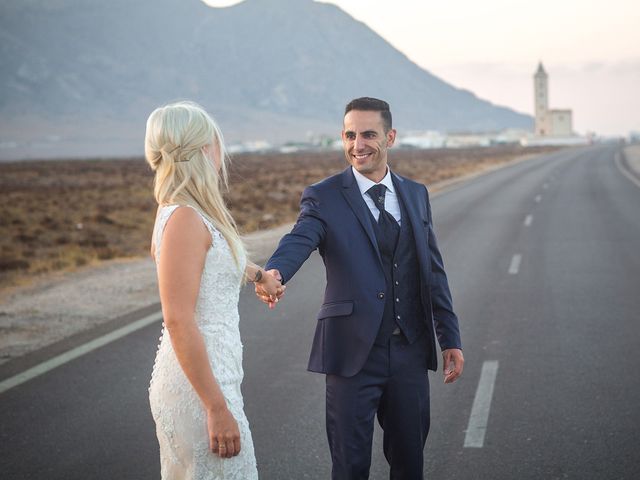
[{"xmin": 0, "ymin": 223, "xmax": 293, "ymax": 365}]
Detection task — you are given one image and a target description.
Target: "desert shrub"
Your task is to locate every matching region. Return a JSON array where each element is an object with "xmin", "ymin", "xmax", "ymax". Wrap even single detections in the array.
[{"xmin": 0, "ymin": 258, "xmax": 30, "ymax": 271}]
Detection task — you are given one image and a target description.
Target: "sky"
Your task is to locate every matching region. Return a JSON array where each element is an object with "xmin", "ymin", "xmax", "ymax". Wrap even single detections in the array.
[{"xmin": 206, "ymin": 0, "xmax": 640, "ymax": 136}]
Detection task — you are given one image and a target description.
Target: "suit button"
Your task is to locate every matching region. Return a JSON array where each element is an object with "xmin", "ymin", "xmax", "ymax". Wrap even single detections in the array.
[
  {"xmin": 378, "ymin": 292, "xmax": 385, "ymax": 299},
  {"xmin": 395, "ymin": 280, "xmax": 399, "ymax": 286},
  {"xmin": 394, "ymin": 263, "xmax": 398, "ymax": 268},
  {"xmin": 396, "ymin": 298, "xmax": 400, "ymax": 302},
  {"xmin": 396, "ymin": 315, "xmax": 401, "ymax": 320}
]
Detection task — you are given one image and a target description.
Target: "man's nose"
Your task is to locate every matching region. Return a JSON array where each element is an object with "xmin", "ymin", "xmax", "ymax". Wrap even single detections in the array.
[{"xmin": 354, "ymin": 135, "xmax": 365, "ymax": 150}]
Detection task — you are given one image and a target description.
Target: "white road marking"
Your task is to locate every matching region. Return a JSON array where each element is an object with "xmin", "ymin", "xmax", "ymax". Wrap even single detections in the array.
[
  {"xmin": 614, "ymin": 151, "xmax": 640, "ymax": 189},
  {"xmin": 0, "ymin": 311, "xmax": 163, "ymax": 394},
  {"xmin": 464, "ymin": 360, "xmax": 499, "ymax": 448},
  {"xmin": 508, "ymin": 254, "xmax": 522, "ymax": 274},
  {"xmin": 524, "ymin": 214, "xmax": 533, "ymax": 227},
  {"xmin": 534, "ymin": 194, "xmax": 542, "ymax": 203}
]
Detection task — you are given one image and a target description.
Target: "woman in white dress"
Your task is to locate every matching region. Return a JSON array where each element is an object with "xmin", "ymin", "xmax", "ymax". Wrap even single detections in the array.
[{"xmin": 144, "ymin": 101, "xmax": 282, "ymax": 479}]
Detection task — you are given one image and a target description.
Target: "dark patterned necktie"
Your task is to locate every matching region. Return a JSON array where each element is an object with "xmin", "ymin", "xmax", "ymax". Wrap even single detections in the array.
[{"xmin": 366, "ymin": 184, "xmax": 399, "ymax": 256}]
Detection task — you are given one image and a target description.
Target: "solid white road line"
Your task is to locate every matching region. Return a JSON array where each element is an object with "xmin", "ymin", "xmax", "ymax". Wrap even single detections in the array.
[
  {"xmin": 0, "ymin": 311, "xmax": 163, "ymax": 394},
  {"xmin": 464, "ymin": 360, "xmax": 499, "ymax": 448},
  {"xmin": 534, "ymin": 194, "xmax": 542, "ymax": 203},
  {"xmin": 508, "ymin": 254, "xmax": 522, "ymax": 275},
  {"xmin": 524, "ymin": 214, "xmax": 533, "ymax": 227},
  {"xmin": 614, "ymin": 151, "xmax": 640, "ymax": 189}
]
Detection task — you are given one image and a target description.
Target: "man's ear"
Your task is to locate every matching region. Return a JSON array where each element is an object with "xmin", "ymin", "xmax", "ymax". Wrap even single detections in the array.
[{"xmin": 386, "ymin": 128, "xmax": 397, "ymax": 147}]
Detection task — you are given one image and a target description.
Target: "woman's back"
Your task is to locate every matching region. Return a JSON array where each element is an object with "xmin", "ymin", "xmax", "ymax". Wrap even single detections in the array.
[{"xmin": 149, "ymin": 205, "xmax": 256, "ymax": 479}]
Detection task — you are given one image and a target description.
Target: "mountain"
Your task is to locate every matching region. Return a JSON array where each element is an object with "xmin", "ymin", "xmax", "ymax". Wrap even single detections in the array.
[{"xmin": 0, "ymin": 0, "xmax": 532, "ymax": 159}]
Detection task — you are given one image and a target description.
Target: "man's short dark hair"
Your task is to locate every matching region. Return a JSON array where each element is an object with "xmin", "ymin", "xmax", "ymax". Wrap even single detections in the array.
[{"xmin": 344, "ymin": 97, "xmax": 392, "ymax": 132}]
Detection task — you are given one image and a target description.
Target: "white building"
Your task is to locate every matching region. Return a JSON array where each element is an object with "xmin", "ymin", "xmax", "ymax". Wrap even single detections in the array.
[{"xmin": 534, "ymin": 63, "xmax": 573, "ymax": 137}]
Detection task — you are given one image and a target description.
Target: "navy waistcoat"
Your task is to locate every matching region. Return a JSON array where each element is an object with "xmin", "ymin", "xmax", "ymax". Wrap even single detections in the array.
[{"xmin": 370, "ymin": 195, "xmax": 427, "ymax": 345}]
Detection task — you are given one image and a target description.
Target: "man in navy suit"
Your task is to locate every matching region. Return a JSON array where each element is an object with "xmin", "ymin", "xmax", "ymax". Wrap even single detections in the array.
[{"xmin": 256, "ymin": 97, "xmax": 464, "ymax": 479}]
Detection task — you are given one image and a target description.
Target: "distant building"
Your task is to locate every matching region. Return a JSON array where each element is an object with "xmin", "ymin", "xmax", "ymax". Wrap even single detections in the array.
[{"xmin": 534, "ymin": 62, "xmax": 573, "ymax": 137}]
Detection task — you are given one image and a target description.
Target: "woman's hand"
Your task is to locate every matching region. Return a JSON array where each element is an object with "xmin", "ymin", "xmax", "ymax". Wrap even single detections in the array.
[
  {"xmin": 256, "ymin": 268, "xmax": 284, "ymax": 298},
  {"xmin": 207, "ymin": 406, "xmax": 241, "ymax": 458}
]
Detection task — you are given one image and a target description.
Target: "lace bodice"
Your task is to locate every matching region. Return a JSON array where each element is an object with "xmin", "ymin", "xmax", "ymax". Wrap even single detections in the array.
[
  {"xmin": 152, "ymin": 204, "xmax": 247, "ymax": 384},
  {"xmin": 148, "ymin": 205, "xmax": 257, "ymax": 480}
]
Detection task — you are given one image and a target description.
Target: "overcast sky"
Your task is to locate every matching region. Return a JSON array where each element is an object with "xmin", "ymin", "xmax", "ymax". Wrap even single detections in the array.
[{"xmin": 205, "ymin": 0, "xmax": 640, "ymax": 136}]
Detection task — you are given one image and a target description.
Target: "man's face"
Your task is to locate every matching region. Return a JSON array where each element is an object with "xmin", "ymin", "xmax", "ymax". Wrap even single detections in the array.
[{"xmin": 342, "ymin": 110, "xmax": 396, "ymax": 182}]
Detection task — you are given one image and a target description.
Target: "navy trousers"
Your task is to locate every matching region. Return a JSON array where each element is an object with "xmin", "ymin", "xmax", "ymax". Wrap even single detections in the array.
[{"xmin": 325, "ymin": 333, "xmax": 431, "ymax": 480}]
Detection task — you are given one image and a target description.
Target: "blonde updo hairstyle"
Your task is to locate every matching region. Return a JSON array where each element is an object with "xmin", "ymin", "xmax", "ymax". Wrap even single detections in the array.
[{"xmin": 145, "ymin": 101, "xmax": 245, "ymax": 267}]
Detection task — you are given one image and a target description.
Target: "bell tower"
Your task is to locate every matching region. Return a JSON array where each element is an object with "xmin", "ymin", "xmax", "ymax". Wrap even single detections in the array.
[{"xmin": 534, "ymin": 62, "xmax": 548, "ymax": 136}]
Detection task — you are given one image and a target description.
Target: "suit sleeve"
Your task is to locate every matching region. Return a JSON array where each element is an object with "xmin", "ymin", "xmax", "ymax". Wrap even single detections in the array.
[
  {"xmin": 424, "ymin": 185, "xmax": 462, "ymax": 351},
  {"xmin": 265, "ymin": 185, "xmax": 326, "ymax": 284}
]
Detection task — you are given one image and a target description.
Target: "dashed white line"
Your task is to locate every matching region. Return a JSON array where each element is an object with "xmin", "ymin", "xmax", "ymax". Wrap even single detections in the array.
[
  {"xmin": 508, "ymin": 254, "xmax": 522, "ymax": 274},
  {"xmin": 534, "ymin": 194, "xmax": 542, "ymax": 203},
  {"xmin": 0, "ymin": 311, "xmax": 163, "ymax": 394},
  {"xmin": 524, "ymin": 214, "xmax": 533, "ymax": 227},
  {"xmin": 464, "ymin": 360, "xmax": 499, "ymax": 448}
]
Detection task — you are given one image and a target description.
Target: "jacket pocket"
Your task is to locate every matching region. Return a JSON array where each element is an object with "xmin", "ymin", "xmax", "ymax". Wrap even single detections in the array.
[{"xmin": 317, "ymin": 300, "xmax": 353, "ymax": 320}]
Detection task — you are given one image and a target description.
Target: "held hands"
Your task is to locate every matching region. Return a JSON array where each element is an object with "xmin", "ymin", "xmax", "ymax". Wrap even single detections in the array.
[
  {"xmin": 255, "ymin": 269, "xmax": 285, "ymax": 309},
  {"xmin": 207, "ymin": 406, "xmax": 241, "ymax": 458},
  {"xmin": 442, "ymin": 348, "xmax": 464, "ymax": 384}
]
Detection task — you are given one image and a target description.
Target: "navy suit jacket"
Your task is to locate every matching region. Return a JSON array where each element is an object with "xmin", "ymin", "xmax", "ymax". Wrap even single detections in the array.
[{"xmin": 266, "ymin": 167, "xmax": 462, "ymax": 377}]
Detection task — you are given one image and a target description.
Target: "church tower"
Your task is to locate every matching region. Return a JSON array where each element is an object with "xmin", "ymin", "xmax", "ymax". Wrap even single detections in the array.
[{"xmin": 534, "ymin": 62, "xmax": 548, "ymax": 136}]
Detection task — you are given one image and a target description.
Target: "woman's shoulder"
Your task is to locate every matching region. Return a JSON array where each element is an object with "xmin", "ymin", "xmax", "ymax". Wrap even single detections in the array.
[
  {"xmin": 155, "ymin": 204, "xmax": 211, "ymax": 236},
  {"xmin": 160, "ymin": 204, "xmax": 209, "ymax": 230},
  {"xmin": 158, "ymin": 204, "xmax": 212, "ymax": 249},
  {"xmin": 153, "ymin": 204, "xmax": 213, "ymax": 263}
]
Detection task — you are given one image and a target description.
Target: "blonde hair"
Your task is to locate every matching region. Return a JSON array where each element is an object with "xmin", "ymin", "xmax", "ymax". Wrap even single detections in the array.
[{"xmin": 144, "ymin": 101, "xmax": 245, "ymax": 267}]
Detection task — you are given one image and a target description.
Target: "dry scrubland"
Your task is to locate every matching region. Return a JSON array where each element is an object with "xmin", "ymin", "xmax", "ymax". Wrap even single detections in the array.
[{"xmin": 0, "ymin": 146, "xmax": 557, "ymax": 290}]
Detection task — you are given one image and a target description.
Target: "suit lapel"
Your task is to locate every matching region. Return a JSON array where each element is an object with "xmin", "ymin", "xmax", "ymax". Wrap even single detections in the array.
[
  {"xmin": 340, "ymin": 168, "xmax": 382, "ymax": 265},
  {"xmin": 392, "ymin": 172, "xmax": 430, "ymax": 271}
]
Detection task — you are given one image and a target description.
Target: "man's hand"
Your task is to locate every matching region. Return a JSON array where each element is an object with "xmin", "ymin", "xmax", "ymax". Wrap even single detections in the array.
[
  {"xmin": 442, "ymin": 348, "xmax": 464, "ymax": 384},
  {"xmin": 255, "ymin": 269, "xmax": 285, "ymax": 309}
]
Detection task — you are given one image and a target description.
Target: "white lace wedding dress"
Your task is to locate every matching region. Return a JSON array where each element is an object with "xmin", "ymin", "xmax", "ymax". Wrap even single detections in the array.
[{"xmin": 149, "ymin": 205, "xmax": 258, "ymax": 480}]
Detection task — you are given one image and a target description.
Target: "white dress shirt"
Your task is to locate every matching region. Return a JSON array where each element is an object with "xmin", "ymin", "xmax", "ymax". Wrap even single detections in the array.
[{"xmin": 351, "ymin": 166, "xmax": 402, "ymax": 225}]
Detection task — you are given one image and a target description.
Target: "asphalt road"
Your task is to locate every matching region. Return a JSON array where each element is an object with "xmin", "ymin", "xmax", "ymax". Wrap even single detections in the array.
[{"xmin": 2, "ymin": 145, "xmax": 639, "ymax": 479}]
